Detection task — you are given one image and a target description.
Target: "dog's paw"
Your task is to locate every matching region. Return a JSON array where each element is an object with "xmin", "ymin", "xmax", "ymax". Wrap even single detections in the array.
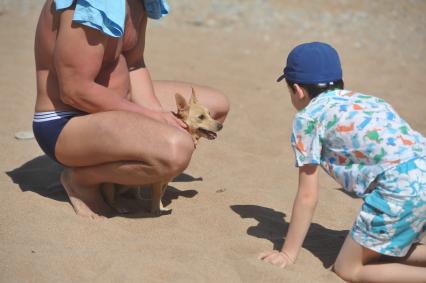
[
  {"xmin": 150, "ymin": 209, "xmax": 161, "ymax": 216},
  {"xmin": 149, "ymin": 205, "xmax": 171, "ymax": 216},
  {"xmin": 159, "ymin": 202, "xmax": 171, "ymax": 213},
  {"xmin": 160, "ymin": 207, "xmax": 172, "ymax": 214},
  {"xmin": 113, "ymin": 204, "xmax": 131, "ymax": 214}
]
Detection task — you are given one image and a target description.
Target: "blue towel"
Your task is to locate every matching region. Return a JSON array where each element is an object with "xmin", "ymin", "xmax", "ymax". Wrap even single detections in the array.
[
  {"xmin": 55, "ymin": 0, "xmax": 125, "ymax": 37},
  {"xmin": 143, "ymin": 0, "xmax": 169, "ymax": 20},
  {"xmin": 54, "ymin": 0, "xmax": 169, "ymax": 38}
]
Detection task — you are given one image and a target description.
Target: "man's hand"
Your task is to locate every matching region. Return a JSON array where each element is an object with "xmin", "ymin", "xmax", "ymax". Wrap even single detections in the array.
[
  {"xmin": 258, "ymin": 250, "xmax": 295, "ymax": 268},
  {"xmin": 161, "ymin": 112, "xmax": 198, "ymax": 146},
  {"xmin": 151, "ymin": 111, "xmax": 187, "ymax": 131},
  {"xmin": 149, "ymin": 111, "xmax": 199, "ymax": 146}
]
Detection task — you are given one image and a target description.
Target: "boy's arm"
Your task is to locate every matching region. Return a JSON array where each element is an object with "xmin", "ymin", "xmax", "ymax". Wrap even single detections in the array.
[{"xmin": 259, "ymin": 164, "xmax": 319, "ymax": 268}]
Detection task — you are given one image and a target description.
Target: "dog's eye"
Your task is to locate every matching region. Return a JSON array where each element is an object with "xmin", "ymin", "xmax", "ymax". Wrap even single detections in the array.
[{"xmin": 198, "ymin": 114, "xmax": 205, "ymax": 120}]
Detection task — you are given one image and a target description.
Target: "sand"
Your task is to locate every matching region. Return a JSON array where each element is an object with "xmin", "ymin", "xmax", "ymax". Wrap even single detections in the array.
[{"xmin": 1, "ymin": 1, "xmax": 425, "ymax": 282}]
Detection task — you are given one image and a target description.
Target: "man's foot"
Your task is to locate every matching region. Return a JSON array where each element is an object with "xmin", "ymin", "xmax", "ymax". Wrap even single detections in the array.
[{"xmin": 60, "ymin": 169, "xmax": 111, "ymax": 220}]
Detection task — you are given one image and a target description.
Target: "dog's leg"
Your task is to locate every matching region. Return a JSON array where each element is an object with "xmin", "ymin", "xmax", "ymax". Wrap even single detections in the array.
[
  {"xmin": 150, "ymin": 182, "xmax": 163, "ymax": 214},
  {"xmin": 158, "ymin": 180, "xmax": 171, "ymax": 211},
  {"xmin": 150, "ymin": 181, "xmax": 171, "ymax": 214},
  {"xmin": 101, "ymin": 183, "xmax": 115, "ymax": 207},
  {"xmin": 101, "ymin": 183, "xmax": 131, "ymax": 214}
]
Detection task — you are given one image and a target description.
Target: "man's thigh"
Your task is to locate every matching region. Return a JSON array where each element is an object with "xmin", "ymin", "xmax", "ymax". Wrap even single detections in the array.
[
  {"xmin": 152, "ymin": 80, "xmax": 229, "ymax": 121},
  {"xmin": 55, "ymin": 110, "xmax": 183, "ymax": 167}
]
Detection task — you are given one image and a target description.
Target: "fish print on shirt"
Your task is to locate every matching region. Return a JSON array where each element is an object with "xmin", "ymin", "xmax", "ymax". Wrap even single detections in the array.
[{"xmin": 291, "ymin": 89, "xmax": 426, "ymax": 196}]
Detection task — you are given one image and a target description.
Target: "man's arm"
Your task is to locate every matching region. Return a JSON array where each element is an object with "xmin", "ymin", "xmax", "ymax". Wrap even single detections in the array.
[
  {"xmin": 259, "ymin": 164, "xmax": 319, "ymax": 267},
  {"xmin": 54, "ymin": 9, "xmax": 156, "ymax": 116},
  {"xmin": 123, "ymin": 16, "xmax": 163, "ymax": 111}
]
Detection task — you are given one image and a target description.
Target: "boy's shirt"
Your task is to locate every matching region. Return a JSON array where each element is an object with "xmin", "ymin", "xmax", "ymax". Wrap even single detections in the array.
[{"xmin": 291, "ymin": 89, "xmax": 426, "ymax": 196}]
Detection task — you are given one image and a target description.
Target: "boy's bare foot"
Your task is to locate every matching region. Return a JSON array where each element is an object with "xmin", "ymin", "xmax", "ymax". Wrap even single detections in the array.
[{"xmin": 60, "ymin": 169, "xmax": 111, "ymax": 220}]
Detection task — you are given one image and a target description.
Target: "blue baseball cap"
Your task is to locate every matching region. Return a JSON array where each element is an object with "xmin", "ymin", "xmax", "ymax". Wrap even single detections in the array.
[{"xmin": 277, "ymin": 42, "xmax": 342, "ymax": 84}]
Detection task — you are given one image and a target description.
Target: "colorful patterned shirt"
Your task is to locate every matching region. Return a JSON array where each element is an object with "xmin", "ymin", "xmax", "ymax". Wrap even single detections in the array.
[{"xmin": 291, "ymin": 89, "xmax": 426, "ymax": 196}]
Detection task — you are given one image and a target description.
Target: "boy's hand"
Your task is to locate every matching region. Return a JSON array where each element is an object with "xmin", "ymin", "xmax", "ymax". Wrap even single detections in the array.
[{"xmin": 258, "ymin": 250, "xmax": 295, "ymax": 268}]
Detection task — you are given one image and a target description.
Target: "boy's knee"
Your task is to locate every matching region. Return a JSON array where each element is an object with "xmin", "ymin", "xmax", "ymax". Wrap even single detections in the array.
[{"xmin": 333, "ymin": 260, "xmax": 360, "ymax": 283}]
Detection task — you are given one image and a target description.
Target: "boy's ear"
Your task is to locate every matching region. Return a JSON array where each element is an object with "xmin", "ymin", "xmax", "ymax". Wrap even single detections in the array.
[
  {"xmin": 175, "ymin": 93, "xmax": 188, "ymax": 111},
  {"xmin": 294, "ymin": 84, "xmax": 308, "ymax": 100},
  {"xmin": 189, "ymin": 87, "xmax": 199, "ymax": 104}
]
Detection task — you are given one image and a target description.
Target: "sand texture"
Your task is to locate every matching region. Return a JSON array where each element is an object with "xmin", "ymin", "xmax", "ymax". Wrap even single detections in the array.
[{"xmin": 1, "ymin": 1, "xmax": 425, "ymax": 282}]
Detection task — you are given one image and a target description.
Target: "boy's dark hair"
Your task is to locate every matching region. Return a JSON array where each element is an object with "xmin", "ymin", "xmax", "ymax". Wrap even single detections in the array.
[{"xmin": 286, "ymin": 79, "xmax": 344, "ymax": 99}]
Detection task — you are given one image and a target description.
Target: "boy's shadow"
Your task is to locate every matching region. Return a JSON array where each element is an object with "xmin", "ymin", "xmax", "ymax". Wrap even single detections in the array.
[
  {"xmin": 6, "ymin": 155, "xmax": 200, "ymax": 217},
  {"xmin": 230, "ymin": 204, "xmax": 348, "ymax": 268}
]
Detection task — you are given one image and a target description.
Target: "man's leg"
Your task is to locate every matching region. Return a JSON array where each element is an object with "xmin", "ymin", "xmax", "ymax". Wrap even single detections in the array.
[
  {"xmin": 152, "ymin": 81, "xmax": 230, "ymax": 123},
  {"xmin": 55, "ymin": 110, "xmax": 194, "ymax": 219},
  {"xmin": 334, "ymin": 235, "xmax": 426, "ymax": 283}
]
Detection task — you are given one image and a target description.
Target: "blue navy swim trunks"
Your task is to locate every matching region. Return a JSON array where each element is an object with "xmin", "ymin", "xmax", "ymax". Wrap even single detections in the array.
[{"xmin": 33, "ymin": 111, "xmax": 83, "ymax": 164}]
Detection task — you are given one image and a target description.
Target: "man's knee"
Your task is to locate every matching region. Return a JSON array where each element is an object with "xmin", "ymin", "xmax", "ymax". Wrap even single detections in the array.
[
  {"xmin": 213, "ymin": 91, "xmax": 230, "ymax": 122},
  {"xmin": 160, "ymin": 131, "xmax": 194, "ymax": 178}
]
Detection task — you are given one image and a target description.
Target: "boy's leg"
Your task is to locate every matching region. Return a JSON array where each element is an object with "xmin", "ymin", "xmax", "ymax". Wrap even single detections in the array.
[
  {"xmin": 384, "ymin": 243, "xmax": 426, "ymax": 267},
  {"xmin": 153, "ymin": 80, "xmax": 230, "ymax": 123},
  {"xmin": 335, "ymin": 157, "xmax": 426, "ymax": 281},
  {"xmin": 334, "ymin": 235, "xmax": 426, "ymax": 283},
  {"xmin": 55, "ymin": 110, "xmax": 195, "ymax": 219}
]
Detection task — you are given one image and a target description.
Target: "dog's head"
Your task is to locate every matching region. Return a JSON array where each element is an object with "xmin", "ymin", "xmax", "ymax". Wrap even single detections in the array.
[{"xmin": 175, "ymin": 88, "xmax": 223, "ymax": 140}]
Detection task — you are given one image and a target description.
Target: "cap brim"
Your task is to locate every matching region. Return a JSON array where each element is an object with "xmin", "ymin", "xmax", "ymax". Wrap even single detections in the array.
[{"xmin": 276, "ymin": 73, "xmax": 286, "ymax": 82}]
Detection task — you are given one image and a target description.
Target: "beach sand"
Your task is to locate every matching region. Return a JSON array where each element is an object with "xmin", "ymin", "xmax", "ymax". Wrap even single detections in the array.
[{"xmin": 1, "ymin": 1, "xmax": 425, "ymax": 282}]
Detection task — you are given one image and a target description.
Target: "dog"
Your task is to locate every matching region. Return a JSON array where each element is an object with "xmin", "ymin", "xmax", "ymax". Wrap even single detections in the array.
[{"xmin": 102, "ymin": 88, "xmax": 223, "ymax": 215}]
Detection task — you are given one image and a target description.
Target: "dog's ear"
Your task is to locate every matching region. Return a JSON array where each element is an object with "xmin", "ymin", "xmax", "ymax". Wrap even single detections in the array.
[
  {"xmin": 189, "ymin": 87, "xmax": 199, "ymax": 104},
  {"xmin": 175, "ymin": 93, "xmax": 188, "ymax": 111}
]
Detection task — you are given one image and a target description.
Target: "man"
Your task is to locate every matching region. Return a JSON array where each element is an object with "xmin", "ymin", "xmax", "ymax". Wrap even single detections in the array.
[{"xmin": 33, "ymin": 0, "xmax": 229, "ymax": 219}]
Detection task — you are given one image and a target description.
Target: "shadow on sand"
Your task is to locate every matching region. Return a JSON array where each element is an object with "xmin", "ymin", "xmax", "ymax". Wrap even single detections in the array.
[
  {"xmin": 6, "ymin": 155, "xmax": 200, "ymax": 217},
  {"xmin": 230, "ymin": 204, "xmax": 348, "ymax": 268}
]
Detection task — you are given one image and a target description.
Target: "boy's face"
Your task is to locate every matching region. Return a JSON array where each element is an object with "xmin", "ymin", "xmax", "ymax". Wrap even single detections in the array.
[{"xmin": 287, "ymin": 84, "xmax": 311, "ymax": 111}]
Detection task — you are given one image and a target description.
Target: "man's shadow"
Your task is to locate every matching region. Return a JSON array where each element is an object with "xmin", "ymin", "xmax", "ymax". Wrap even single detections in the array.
[
  {"xmin": 6, "ymin": 155, "xmax": 200, "ymax": 217},
  {"xmin": 230, "ymin": 204, "xmax": 348, "ymax": 268}
]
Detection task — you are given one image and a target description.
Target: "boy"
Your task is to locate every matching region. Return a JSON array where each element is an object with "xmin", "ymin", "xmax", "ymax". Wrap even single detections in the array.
[{"xmin": 259, "ymin": 42, "xmax": 426, "ymax": 282}]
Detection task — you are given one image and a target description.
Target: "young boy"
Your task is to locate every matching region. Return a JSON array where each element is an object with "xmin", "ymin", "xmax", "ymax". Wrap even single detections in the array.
[{"xmin": 259, "ymin": 42, "xmax": 426, "ymax": 282}]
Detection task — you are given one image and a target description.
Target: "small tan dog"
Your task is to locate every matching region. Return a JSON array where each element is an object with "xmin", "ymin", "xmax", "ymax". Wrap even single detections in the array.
[{"xmin": 102, "ymin": 88, "xmax": 223, "ymax": 214}]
